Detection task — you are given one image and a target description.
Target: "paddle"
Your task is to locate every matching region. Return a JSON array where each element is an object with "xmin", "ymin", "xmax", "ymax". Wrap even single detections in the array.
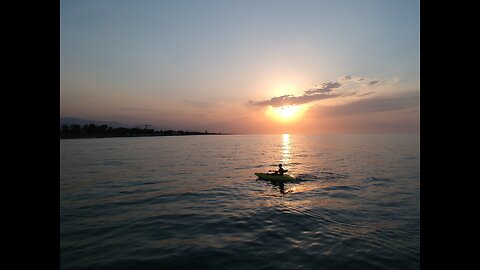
[{"xmin": 267, "ymin": 169, "xmax": 288, "ymax": 175}]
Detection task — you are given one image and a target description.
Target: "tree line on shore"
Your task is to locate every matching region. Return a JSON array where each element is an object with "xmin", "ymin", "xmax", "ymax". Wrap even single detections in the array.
[{"xmin": 60, "ymin": 124, "xmax": 221, "ymax": 139}]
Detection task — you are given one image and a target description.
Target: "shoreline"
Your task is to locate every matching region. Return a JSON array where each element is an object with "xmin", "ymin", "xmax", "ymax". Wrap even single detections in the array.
[
  {"xmin": 60, "ymin": 133, "xmax": 231, "ymax": 140},
  {"xmin": 60, "ymin": 123, "xmax": 230, "ymax": 139}
]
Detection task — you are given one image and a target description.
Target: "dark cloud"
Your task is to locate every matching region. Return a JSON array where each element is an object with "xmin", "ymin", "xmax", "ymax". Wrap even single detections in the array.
[
  {"xmin": 252, "ymin": 93, "xmax": 341, "ymax": 107},
  {"xmin": 253, "ymin": 95, "xmax": 295, "ymax": 107},
  {"xmin": 304, "ymin": 82, "xmax": 342, "ymax": 95},
  {"xmin": 251, "ymin": 76, "xmax": 381, "ymax": 107},
  {"xmin": 289, "ymin": 93, "xmax": 342, "ymax": 104}
]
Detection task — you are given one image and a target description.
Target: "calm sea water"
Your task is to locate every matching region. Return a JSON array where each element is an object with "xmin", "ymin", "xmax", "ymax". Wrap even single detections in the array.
[{"xmin": 60, "ymin": 134, "xmax": 420, "ymax": 270}]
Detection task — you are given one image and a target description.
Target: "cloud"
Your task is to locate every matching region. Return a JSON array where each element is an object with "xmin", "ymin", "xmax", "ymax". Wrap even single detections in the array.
[
  {"xmin": 314, "ymin": 92, "xmax": 419, "ymax": 116},
  {"xmin": 306, "ymin": 92, "xmax": 420, "ymax": 133},
  {"xmin": 121, "ymin": 107, "xmax": 157, "ymax": 112},
  {"xmin": 304, "ymin": 82, "xmax": 342, "ymax": 95},
  {"xmin": 251, "ymin": 93, "xmax": 341, "ymax": 107},
  {"xmin": 356, "ymin": 91, "xmax": 376, "ymax": 97},
  {"xmin": 250, "ymin": 75, "xmax": 381, "ymax": 107}
]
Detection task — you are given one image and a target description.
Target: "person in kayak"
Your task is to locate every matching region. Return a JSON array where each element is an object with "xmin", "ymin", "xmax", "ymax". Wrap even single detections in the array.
[{"xmin": 274, "ymin": 164, "xmax": 286, "ymax": 175}]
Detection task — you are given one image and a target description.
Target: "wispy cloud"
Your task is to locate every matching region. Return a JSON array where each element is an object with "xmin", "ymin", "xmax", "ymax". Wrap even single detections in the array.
[
  {"xmin": 251, "ymin": 93, "xmax": 341, "ymax": 107},
  {"xmin": 314, "ymin": 92, "xmax": 419, "ymax": 116},
  {"xmin": 304, "ymin": 82, "xmax": 342, "ymax": 95},
  {"xmin": 250, "ymin": 75, "xmax": 381, "ymax": 107},
  {"xmin": 121, "ymin": 107, "xmax": 157, "ymax": 112},
  {"xmin": 356, "ymin": 91, "xmax": 376, "ymax": 97}
]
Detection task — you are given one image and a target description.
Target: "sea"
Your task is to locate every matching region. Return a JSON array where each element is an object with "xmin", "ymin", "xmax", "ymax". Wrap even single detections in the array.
[{"xmin": 60, "ymin": 134, "xmax": 420, "ymax": 270}]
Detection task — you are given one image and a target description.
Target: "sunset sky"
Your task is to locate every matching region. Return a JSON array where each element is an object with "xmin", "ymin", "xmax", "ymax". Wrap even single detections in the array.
[{"xmin": 60, "ymin": 0, "xmax": 419, "ymax": 134}]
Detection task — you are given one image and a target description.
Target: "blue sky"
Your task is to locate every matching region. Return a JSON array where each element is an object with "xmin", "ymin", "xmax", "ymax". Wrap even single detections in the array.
[{"xmin": 61, "ymin": 0, "xmax": 419, "ymax": 133}]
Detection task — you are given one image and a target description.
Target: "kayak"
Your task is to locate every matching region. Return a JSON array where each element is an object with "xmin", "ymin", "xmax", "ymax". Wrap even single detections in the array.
[{"xmin": 255, "ymin": 173, "xmax": 295, "ymax": 182}]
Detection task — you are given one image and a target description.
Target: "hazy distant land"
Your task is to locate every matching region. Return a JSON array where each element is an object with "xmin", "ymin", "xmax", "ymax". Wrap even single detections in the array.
[{"xmin": 60, "ymin": 123, "xmax": 224, "ymax": 139}]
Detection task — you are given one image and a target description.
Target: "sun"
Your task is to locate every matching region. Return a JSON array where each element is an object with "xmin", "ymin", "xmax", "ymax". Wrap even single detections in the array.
[
  {"xmin": 279, "ymin": 105, "xmax": 299, "ymax": 118},
  {"xmin": 266, "ymin": 105, "xmax": 305, "ymax": 122}
]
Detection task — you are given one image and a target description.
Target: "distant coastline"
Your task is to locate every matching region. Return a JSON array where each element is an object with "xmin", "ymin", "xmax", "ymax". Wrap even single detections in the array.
[{"xmin": 60, "ymin": 123, "xmax": 227, "ymax": 139}]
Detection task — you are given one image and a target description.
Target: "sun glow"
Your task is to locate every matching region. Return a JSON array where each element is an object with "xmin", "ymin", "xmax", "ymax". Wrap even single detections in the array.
[{"xmin": 266, "ymin": 105, "xmax": 306, "ymax": 122}]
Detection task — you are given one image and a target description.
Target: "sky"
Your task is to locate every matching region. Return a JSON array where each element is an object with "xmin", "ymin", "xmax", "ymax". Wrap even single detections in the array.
[{"xmin": 60, "ymin": 0, "xmax": 419, "ymax": 134}]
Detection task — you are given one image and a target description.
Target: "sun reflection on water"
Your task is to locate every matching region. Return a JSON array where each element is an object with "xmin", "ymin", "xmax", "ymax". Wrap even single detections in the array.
[{"xmin": 281, "ymin": 134, "xmax": 291, "ymax": 165}]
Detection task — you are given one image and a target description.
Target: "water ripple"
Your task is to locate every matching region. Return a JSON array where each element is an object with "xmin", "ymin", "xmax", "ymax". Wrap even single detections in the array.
[{"xmin": 61, "ymin": 134, "xmax": 419, "ymax": 270}]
